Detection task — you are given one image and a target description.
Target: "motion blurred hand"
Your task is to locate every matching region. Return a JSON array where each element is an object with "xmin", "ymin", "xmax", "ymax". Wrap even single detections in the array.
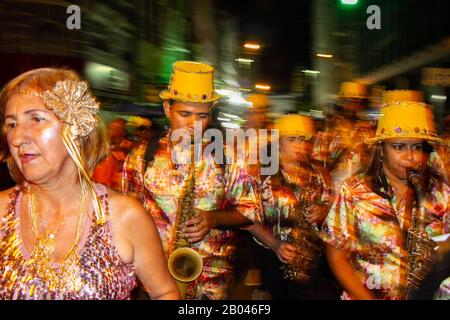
[
  {"xmin": 272, "ymin": 240, "xmax": 296, "ymax": 264},
  {"xmin": 306, "ymin": 203, "xmax": 329, "ymax": 225},
  {"xmin": 184, "ymin": 209, "xmax": 215, "ymax": 243}
]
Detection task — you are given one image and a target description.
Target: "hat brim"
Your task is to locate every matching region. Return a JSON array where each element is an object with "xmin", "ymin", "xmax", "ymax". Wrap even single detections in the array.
[
  {"xmin": 159, "ymin": 90, "xmax": 221, "ymax": 103},
  {"xmin": 338, "ymin": 95, "xmax": 368, "ymax": 100},
  {"xmin": 279, "ymin": 133, "xmax": 314, "ymax": 140},
  {"xmin": 366, "ymin": 135, "xmax": 443, "ymax": 145}
]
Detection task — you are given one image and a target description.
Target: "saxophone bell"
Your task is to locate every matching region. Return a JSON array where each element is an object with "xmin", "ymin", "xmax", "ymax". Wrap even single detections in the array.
[{"xmin": 168, "ymin": 245, "xmax": 203, "ymax": 299}]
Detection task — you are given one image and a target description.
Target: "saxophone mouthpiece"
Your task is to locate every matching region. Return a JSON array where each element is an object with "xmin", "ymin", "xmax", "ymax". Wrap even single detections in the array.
[
  {"xmin": 407, "ymin": 169, "xmax": 422, "ymax": 187},
  {"xmin": 407, "ymin": 169, "xmax": 425, "ymax": 203}
]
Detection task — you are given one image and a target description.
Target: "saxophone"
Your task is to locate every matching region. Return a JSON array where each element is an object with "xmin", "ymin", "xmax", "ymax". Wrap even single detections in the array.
[
  {"xmin": 167, "ymin": 155, "xmax": 203, "ymax": 299},
  {"xmin": 279, "ymin": 171, "xmax": 325, "ymax": 283},
  {"xmin": 401, "ymin": 172, "xmax": 437, "ymax": 299}
]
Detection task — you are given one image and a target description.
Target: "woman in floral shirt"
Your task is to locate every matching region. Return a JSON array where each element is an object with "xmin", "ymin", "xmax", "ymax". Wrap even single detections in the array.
[
  {"xmin": 322, "ymin": 96, "xmax": 449, "ymax": 300},
  {"xmin": 248, "ymin": 114, "xmax": 339, "ymax": 299}
]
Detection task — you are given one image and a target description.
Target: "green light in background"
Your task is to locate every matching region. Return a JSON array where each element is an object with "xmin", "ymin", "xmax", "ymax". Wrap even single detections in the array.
[{"xmin": 340, "ymin": 0, "xmax": 359, "ymax": 5}]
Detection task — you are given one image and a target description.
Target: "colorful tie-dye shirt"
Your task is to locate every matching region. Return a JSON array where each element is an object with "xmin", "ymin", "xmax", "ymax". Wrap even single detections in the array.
[
  {"xmin": 435, "ymin": 277, "xmax": 450, "ymax": 300},
  {"xmin": 123, "ymin": 135, "xmax": 259, "ymax": 299},
  {"xmin": 260, "ymin": 167, "xmax": 332, "ymax": 242},
  {"xmin": 121, "ymin": 142, "xmax": 149, "ymax": 207},
  {"xmin": 312, "ymin": 125, "xmax": 374, "ymax": 191},
  {"xmin": 322, "ymin": 174, "xmax": 449, "ymax": 300}
]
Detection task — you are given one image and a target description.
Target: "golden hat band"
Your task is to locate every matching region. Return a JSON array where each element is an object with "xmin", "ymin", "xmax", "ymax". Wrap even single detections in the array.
[{"xmin": 366, "ymin": 101, "xmax": 442, "ymax": 144}]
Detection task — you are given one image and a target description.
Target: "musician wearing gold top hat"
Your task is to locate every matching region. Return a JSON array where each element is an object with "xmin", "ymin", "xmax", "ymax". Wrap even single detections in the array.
[
  {"xmin": 121, "ymin": 61, "xmax": 259, "ymax": 300},
  {"xmin": 312, "ymin": 82, "xmax": 375, "ymax": 192},
  {"xmin": 322, "ymin": 90, "xmax": 449, "ymax": 300},
  {"xmin": 236, "ymin": 93, "xmax": 272, "ymax": 183},
  {"xmin": 247, "ymin": 114, "xmax": 340, "ymax": 299}
]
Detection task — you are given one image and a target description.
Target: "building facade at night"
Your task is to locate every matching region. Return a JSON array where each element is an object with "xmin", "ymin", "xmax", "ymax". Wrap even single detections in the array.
[{"xmin": 312, "ymin": 0, "xmax": 449, "ymax": 131}]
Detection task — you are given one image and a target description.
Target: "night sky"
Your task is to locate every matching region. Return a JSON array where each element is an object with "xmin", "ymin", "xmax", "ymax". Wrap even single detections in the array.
[{"xmin": 217, "ymin": 0, "xmax": 313, "ymax": 93}]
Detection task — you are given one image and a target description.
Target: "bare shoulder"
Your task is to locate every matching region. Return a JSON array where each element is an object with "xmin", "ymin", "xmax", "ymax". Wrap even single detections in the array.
[
  {"xmin": 0, "ymin": 187, "xmax": 17, "ymax": 223},
  {"xmin": 106, "ymin": 188, "xmax": 148, "ymax": 226},
  {"xmin": 103, "ymin": 188, "xmax": 153, "ymax": 264}
]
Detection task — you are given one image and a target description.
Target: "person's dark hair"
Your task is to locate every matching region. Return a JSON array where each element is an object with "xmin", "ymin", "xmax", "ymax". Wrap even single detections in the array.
[{"xmin": 364, "ymin": 141, "xmax": 444, "ymax": 199}]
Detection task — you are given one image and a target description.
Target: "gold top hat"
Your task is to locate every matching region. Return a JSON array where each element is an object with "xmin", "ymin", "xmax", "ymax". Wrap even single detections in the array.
[
  {"xmin": 159, "ymin": 61, "xmax": 220, "ymax": 103},
  {"xmin": 245, "ymin": 94, "xmax": 270, "ymax": 109},
  {"xmin": 382, "ymin": 90, "xmax": 424, "ymax": 105},
  {"xmin": 339, "ymin": 82, "xmax": 368, "ymax": 99},
  {"xmin": 367, "ymin": 101, "xmax": 441, "ymax": 144},
  {"xmin": 274, "ymin": 114, "xmax": 315, "ymax": 140},
  {"xmin": 127, "ymin": 116, "xmax": 152, "ymax": 127}
]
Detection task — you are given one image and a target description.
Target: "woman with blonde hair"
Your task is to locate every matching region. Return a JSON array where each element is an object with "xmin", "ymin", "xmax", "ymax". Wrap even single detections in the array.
[{"xmin": 0, "ymin": 68, "xmax": 179, "ymax": 299}]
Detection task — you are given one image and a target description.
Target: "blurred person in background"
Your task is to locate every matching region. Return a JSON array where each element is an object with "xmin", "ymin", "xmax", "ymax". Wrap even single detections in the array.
[
  {"xmin": 121, "ymin": 116, "xmax": 158, "ymax": 202},
  {"xmin": 247, "ymin": 114, "xmax": 339, "ymax": 300},
  {"xmin": 243, "ymin": 94, "xmax": 269, "ymax": 130},
  {"xmin": 127, "ymin": 116, "xmax": 154, "ymax": 144},
  {"xmin": 108, "ymin": 118, "xmax": 132, "ymax": 152},
  {"xmin": 0, "ymin": 68, "xmax": 179, "ymax": 300},
  {"xmin": 229, "ymin": 94, "xmax": 271, "ymax": 294},
  {"xmin": 92, "ymin": 118, "xmax": 132, "ymax": 191},
  {"xmin": 322, "ymin": 92, "xmax": 449, "ymax": 300},
  {"xmin": 312, "ymin": 82, "xmax": 374, "ymax": 192}
]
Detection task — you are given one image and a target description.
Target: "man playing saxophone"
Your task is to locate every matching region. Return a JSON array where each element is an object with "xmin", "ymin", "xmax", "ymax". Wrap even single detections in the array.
[{"xmin": 122, "ymin": 61, "xmax": 259, "ymax": 300}]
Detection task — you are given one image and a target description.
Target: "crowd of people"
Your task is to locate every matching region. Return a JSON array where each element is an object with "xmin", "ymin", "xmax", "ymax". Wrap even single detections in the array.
[{"xmin": 0, "ymin": 62, "xmax": 448, "ymax": 300}]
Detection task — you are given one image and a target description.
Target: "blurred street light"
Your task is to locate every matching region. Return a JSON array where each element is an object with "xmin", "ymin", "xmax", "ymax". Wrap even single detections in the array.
[
  {"xmin": 221, "ymin": 122, "xmax": 241, "ymax": 129},
  {"xmin": 316, "ymin": 53, "xmax": 333, "ymax": 58},
  {"xmin": 244, "ymin": 43, "xmax": 261, "ymax": 50},
  {"xmin": 431, "ymin": 95, "xmax": 447, "ymax": 101},
  {"xmin": 302, "ymin": 70, "xmax": 320, "ymax": 74},
  {"xmin": 235, "ymin": 58, "xmax": 254, "ymax": 65},
  {"xmin": 340, "ymin": 0, "xmax": 359, "ymax": 5},
  {"xmin": 255, "ymin": 84, "xmax": 271, "ymax": 91}
]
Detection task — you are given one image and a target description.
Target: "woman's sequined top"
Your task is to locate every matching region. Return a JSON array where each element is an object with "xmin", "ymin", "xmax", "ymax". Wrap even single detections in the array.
[{"xmin": 0, "ymin": 185, "xmax": 136, "ymax": 300}]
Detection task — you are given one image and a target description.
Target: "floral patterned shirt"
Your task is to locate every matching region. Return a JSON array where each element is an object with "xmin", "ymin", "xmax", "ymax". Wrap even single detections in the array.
[
  {"xmin": 435, "ymin": 277, "xmax": 450, "ymax": 300},
  {"xmin": 123, "ymin": 136, "xmax": 259, "ymax": 299},
  {"xmin": 121, "ymin": 142, "xmax": 149, "ymax": 207},
  {"xmin": 322, "ymin": 174, "xmax": 449, "ymax": 300},
  {"xmin": 260, "ymin": 167, "xmax": 332, "ymax": 242},
  {"xmin": 312, "ymin": 125, "xmax": 374, "ymax": 192}
]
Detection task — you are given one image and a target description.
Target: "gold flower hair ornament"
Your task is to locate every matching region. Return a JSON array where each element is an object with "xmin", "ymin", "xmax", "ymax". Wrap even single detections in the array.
[{"xmin": 42, "ymin": 80, "xmax": 100, "ymax": 138}]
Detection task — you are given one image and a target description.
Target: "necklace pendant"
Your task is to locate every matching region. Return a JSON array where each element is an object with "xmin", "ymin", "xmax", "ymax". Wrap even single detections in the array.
[
  {"xmin": 36, "ymin": 235, "xmax": 56, "ymax": 256},
  {"xmin": 33, "ymin": 230, "xmax": 59, "ymax": 258}
]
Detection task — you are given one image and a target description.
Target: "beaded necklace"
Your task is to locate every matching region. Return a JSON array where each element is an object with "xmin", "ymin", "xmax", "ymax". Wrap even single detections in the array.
[{"xmin": 26, "ymin": 181, "xmax": 88, "ymax": 293}]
